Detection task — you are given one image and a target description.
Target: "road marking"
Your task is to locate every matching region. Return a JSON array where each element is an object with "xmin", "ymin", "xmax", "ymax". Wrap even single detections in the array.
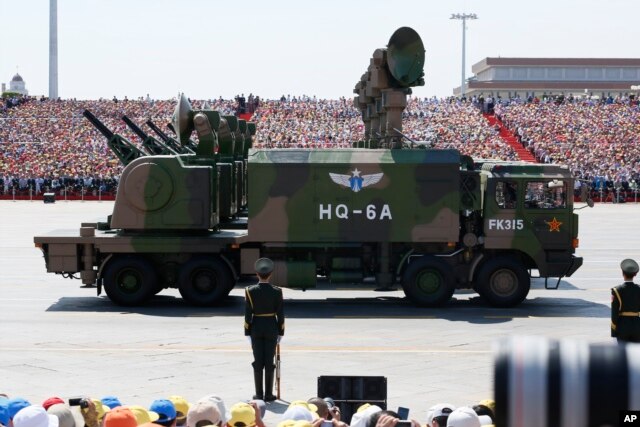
[
  {"xmin": 483, "ymin": 315, "xmax": 603, "ymax": 319},
  {"xmin": 0, "ymin": 346, "xmax": 491, "ymax": 354},
  {"xmin": 335, "ymin": 315, "xmax": 436, "ymax": 319},
  {"xmin": 36, "ymin": 312, "xmax": 138, "ymax": 317},
  {"xmin": 484, "ymin": 315, "xmax": 533, "ymax": 319},
  {"xmin": 6, "ymin": 311, "xmax": 610, "ymax": 319}
]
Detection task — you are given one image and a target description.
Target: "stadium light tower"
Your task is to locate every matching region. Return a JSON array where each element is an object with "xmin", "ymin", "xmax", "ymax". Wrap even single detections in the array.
[
  {"xmin": 49, "ymin": 0, "xmax": 58, "ymax": 99},
  {"xmin": 450, "ymin": 13, "xmax": 478, "ymax": 97}
]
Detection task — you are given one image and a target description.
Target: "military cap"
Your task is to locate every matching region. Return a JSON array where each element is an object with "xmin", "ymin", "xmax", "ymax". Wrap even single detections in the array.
[
  {"xmin": 621, "ymin": 258, "xmax": 639, "ymax": 275},
  {"xmin": 255, "ymin": 258, "xmax": 274, "ymax": 275}
]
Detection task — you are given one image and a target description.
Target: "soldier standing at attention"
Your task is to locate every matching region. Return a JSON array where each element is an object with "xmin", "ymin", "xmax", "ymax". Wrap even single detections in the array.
[
  {"xmin": 245, "ymin": 258, "xmax": 284, "ymax": 401},
  {"xmin": 611, "ymin": 258, "xmax": 640, "ymax": 343}
]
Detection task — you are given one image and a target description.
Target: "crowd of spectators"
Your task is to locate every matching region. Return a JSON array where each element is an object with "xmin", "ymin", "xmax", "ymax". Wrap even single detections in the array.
[
  {"xmin": 0, "ymin": 95, "xmax": 516, "ymax": 197},
  {"xmin": 2, "ymin": 92, "xmax": 639, "ymax": 198},
  {"xmin": 249, "ymin": 95, "xmax": 359, "ymax": 148},
  {"xmin": 402, "ymin": 97, "xmax": 516, "ymax": 160},
  {"xmin": 236, "ymin": 94, "xmax": 260, "ymax": 115},
  {"xmin": 249, "ymin": 96, "xmax": 516, "ymax": 162},
  {"xmin": 0, "ymin": 394, "xmax": 496, "ymax": 427},
  {"xmin": 494, "ymin": 95, "xmax": 640, "ymax": 200},
  {"xmin": 0, "ymin": 96, "xmax": 235, "ymax": 197},
  {"xmin": 1, "ymin": 95, "xmax": 30, "ymax": 113}
]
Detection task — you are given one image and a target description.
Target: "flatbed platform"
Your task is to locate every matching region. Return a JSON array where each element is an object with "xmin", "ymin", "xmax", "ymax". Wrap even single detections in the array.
[{"xmin": 35, "ymin": 228, "xmax": 250, "ymax": 252}]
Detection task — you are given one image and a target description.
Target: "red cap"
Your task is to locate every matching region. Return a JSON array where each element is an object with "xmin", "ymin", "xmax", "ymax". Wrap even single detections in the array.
[{"xmin": 42, "ymin": 397, "xmax": 65, "ymax": 410}]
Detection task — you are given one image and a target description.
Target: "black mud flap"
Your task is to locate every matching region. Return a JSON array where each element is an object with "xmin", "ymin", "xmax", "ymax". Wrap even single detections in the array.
[
  {"xmin": 565, "ymin": 256, "xmax": 583, "ymax": 277},
  {"xmin": 544, "ymin": 256, "xmax": 583, "ymax": 290}
]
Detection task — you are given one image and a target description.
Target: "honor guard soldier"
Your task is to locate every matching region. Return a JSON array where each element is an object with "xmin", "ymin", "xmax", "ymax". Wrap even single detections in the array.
[
  {"xmin": 611, "ymin": 258, "xmax": 640, "ymax": 343},
  {"xmin": 244, "ymin": 258, "xmax": 284, "ymax": 401}
]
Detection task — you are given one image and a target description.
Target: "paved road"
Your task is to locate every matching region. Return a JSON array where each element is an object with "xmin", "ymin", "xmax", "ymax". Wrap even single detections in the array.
[{"xmin": 0, "ymin": 201, "xmax": 634, "ymax": 423}]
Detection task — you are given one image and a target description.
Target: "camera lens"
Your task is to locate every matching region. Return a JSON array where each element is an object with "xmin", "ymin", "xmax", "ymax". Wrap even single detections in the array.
[{"xmin": 494, "ymin": 337, "xmax": 640, "ymax": 427}]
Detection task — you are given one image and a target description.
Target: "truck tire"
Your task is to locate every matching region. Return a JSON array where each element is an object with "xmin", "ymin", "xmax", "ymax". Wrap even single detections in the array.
[
  {"xmin": 178, "ymin": 256, "xmax": 233, "ymax": 306},
  {"xmin": 103, "ymin": 256, "xmax": 157, "ymax": 306},
  {"xmin": 477, "ymin": 256, "xmax": 530, "ymax": 307},
  {"xmin": 402, "ymin": 256, "xmax": 455, "ymax": 307}
]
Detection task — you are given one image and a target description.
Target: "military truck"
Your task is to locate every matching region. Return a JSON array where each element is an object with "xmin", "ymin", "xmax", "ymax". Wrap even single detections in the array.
[{"xmin": 33, "ymin": 28, "xmax": 584, "ymax": 308}]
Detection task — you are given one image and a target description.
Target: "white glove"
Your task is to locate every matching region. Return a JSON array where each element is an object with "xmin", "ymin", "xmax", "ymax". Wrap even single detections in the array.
[
  {"xmin": 246, "ymin": 336, "xmax": 252, "ymax": 344},
  {"xmin": 277, "ymin": 336, "xmax": 283, "ymax": 344}
]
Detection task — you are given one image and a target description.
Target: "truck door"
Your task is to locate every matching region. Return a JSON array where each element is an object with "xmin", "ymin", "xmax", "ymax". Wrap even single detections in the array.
[
  {"xmin": 522, "ymin": 180, "xmax": 572, "ymax": 250},
  {"xmin": 483, "ymin": 179, "xmax": 525, "ymax": 248},
  {"xmin": 483, "ymin": 177, "xmax": 575, "ymax": 277}
]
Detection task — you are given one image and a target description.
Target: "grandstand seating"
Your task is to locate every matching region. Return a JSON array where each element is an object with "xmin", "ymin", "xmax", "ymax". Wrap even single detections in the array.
[
  {"xmin": 2, "ymin": 96, "xmax": 639, "ymax": 201},
  {"xmin": 483, "ymin": 114, "xmax": 537, "ymax": 162}
]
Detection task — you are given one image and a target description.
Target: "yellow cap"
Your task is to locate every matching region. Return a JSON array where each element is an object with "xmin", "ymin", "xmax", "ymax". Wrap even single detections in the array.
[
  {"xmin": 168, "ymin": 396, "xmax": 191, "ymax": 420},
  {"xmin": 227, "ymin": 403, "xmax": 255, "ymax": 427},
  {"xmin": 479, "ymin": 399, "xmax": 495, "ymax": 413},
  {"xmin": 356, "ymin": 404, "xmax": 371, "ymax": 413},
  {"xmin": 126, "ymin": 406, "xmax": 159, "ymax": 425}
]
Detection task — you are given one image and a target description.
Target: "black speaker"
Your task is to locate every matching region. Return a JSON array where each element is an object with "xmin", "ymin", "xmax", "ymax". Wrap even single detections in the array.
[
  {"xmin": 43, "ymin": 193, "xmax": 55, "ymax": 203},
  {"xmin": 351, "ymin": 377, "xmax": 387, "ymax": 401},
  {"xmin": 318, "ymin": 376, "xmax": 387, "ymax": 423}
]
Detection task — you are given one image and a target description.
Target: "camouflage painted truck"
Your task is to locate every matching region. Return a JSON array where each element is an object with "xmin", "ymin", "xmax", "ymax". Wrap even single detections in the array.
[{"xmin": 33, "ymin": 27, "xmax": 584, "ymax": 308}]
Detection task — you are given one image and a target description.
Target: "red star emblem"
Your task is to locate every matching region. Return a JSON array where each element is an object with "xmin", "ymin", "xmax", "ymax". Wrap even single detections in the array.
[{"xmin": 545, "ymin": 217, "xmax": 562, "ymax": 232}]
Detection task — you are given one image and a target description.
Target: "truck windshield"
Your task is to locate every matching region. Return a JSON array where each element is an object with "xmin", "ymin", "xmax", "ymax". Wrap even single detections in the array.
[{"xmin": 524, "ymin": 181, "xmax": 566, "ymax": 209}]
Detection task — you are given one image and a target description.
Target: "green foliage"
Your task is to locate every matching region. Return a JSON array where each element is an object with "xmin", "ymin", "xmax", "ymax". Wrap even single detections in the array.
[{"xmin": 2, "ymin": 91, "xmax": 23, "ymax": 99}]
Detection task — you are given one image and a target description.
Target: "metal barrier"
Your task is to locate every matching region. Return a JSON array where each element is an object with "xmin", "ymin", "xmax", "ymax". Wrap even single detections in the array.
[
  {"xmin": 0, "ymin": 188, "xmax": 116, "ymax": 201},
  {"xmin": 4, "ymin": 182, "xmax": 640, "ymax": 204},
  {"xmin": 584, "ymin": 188, "xmax": 640, "ymax": 204}
]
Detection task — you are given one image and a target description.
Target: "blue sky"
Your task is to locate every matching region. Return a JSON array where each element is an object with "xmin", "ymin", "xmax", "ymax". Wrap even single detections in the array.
[{"xmin": 1, "ymin": 0, "xmax": 639, "ymax": 100}]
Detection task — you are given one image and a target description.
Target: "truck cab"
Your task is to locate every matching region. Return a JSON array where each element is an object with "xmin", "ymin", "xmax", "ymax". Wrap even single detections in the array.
[{"xmin": 475, "ymin": 162, "xmax": 582, "ymax": 305}]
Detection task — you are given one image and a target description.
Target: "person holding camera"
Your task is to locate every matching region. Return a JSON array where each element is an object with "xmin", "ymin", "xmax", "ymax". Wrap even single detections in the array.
[
  {"xmin": 611, "ymin": 258, "xmax": 640, "ymax": 343},
  {"xmin": 71, "ymin": 398, "xmax": 110, "ymax": 427},
  {"xmin": 244, "ymin": 258, "xmax": 285, "ymax": 401},
  {"xmin": 306, "ymin": 398, "xmax": 342, "ymax": 423},
  {"xmin": 371, "ymin": 412, "xmax": 421, "ymax": 427}
]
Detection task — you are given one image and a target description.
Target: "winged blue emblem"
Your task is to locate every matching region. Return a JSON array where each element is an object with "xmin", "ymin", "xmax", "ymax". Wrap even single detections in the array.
[{"xmin": 329, "ymin": 168, "xmax": 383, "ymax": 192}]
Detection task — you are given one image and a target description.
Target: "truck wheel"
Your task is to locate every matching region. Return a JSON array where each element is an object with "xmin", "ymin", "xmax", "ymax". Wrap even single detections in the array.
[
  {"xmin": 178, "ymin": 256, "xmax": 233, "ymax": 306},
  {"xmin": 402, "ymin": 256, "xmax": 455, "ymax": 307},
  {"xmin": 477, "ymin": 257, "xmax": 530, "ymax": 307},
  {"xmin": 103, "ymin": 256, "xmax": 157, "ymax": 306}
]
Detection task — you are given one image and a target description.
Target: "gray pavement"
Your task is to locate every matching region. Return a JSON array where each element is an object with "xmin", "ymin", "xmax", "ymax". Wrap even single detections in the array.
[{"xmin": 0, "ymin": 200, "xmax": 636, "ymax": 423}]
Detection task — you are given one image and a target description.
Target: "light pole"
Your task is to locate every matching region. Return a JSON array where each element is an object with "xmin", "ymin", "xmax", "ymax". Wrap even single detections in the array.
[
  {"xmin": 49, "ymin": 0, "xmax": 58, "ymax": 99},
  {"xmin": 450, "ymin": 13, "xmax": 478, "ymax": 98}
]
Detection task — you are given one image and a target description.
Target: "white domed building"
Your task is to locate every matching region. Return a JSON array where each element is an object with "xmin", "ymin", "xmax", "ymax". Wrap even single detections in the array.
[{"xmin": 8, "ymin": 73, "xmax": 28, "ymax": 95}]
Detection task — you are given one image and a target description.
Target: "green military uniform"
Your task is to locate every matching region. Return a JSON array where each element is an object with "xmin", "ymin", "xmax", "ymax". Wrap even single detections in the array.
[
  {"xmin": 611, "ymin": 258, "xmax": 640, "ymax": 343},
  {"xmin": 245, "ymin": 258, "xmax": 285, "ymax": 401}
]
